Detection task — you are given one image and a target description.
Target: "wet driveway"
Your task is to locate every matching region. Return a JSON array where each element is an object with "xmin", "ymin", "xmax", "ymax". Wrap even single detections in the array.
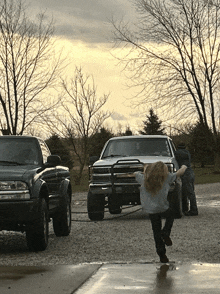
[
  {"xmin": 1, "ymin": 262, "xmax": 220, "ymax": 293},
  {"xmin": 75, "ymin": 262, "xmax": 220, "ymax": 294}
]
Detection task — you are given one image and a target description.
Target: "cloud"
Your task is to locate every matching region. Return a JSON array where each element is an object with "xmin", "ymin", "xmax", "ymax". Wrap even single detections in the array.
[
  {"xmin": 111, "ymin": 111, "xmax": 127, "ymax": 121},
  {"xmin": 28, "ymin": 0, "xmax": 137, "ymax": 43},
  {"xmin": 54, "ymin": 19, "xmax": 112, "ymax": 44},
  {"xmin": 129, "ymin": 111, "xmax": 143, "ymax": 118}
]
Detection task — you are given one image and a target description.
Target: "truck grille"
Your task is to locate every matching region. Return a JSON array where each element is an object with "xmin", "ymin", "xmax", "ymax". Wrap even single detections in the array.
[
  {"xmin": 90, "ymin": 160, "xmax": 144, "ymax": 184},
  {"xmin": 90, "ymin": 160, "xmax": 175, "ymax": 184}
]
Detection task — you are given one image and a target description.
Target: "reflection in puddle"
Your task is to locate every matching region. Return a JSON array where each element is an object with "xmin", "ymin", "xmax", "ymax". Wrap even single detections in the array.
[
  {"xmin": 156, "ymin": 264, "xmax": 176, "ymax": 271},
  {"xmin": 155, "ymin": 264, "xmax": 176, "ymax": 293}
]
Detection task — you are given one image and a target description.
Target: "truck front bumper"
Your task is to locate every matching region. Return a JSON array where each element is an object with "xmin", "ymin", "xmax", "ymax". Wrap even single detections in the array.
[
  {"xmin": 0, "ymin": 199, "xmax": 41, "ymax": 230},
  {"xmin": 89, "ymin": 180, "xmax": 177, "ymax": 195},
  {"xmin": 89, "ymin": 183, "xmax": 140, "ymax": 195}
]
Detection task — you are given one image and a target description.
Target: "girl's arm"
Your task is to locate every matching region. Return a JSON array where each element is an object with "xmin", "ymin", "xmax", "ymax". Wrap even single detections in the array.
[{"xmin": 176, "ymin": 165, "xmax": 187, "ymax": 177}]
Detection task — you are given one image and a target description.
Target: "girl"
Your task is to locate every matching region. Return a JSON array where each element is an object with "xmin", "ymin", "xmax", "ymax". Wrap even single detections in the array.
[{"xmin": 134, "ymin": 161, "xmax": 187, "ymax": 263}]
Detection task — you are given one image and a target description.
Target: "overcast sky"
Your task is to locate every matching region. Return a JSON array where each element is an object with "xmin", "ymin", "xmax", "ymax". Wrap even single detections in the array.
[
  {"xmin": 27, "ymin": 0, "xmax": 142, "ymax": 133},
  {"xmin": 28, "ymin": 0, "xmax": 137, "ymax": 43}
]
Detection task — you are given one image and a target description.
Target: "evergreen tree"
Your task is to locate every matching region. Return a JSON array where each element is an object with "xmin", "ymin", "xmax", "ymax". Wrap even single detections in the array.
[
  {"xmin": 139, "ymin": 108, "xmax": 165, "ymax": 135},
  {"xmin": 46, "ymin": 134, "xmax": 74, "ymax": 170},
  {"xmin": 121, "ymin": 126, "xmax": 133, "ymax": 136},
  {"xmin": 188, "ymin": 122, "xmax": 214, "ymax": 167},
  {"xmin": 89, "ymin": 127, "xmax": 114, "ymax": 157}
]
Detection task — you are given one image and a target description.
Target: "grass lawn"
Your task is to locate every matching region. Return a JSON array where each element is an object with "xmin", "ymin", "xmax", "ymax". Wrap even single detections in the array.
[
  {"xmin": 194, "ymin": 165, "xmax": 220, "ymax": 185},
  {"xmin": 70, "ymin": 169, "xmax": 89, "ymax": 193},
  {"xmin": 70, "ymin": 165, "xmax": 220, "ymax": 192}
]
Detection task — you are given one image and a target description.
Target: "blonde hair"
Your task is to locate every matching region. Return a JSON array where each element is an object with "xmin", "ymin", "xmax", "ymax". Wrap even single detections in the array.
[{"xmin": 144, "ymin": 161, "xmax": 169, "ymax": 196}]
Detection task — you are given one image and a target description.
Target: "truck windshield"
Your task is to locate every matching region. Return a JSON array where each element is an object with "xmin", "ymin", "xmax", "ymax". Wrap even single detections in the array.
[
  {"xmin": 102, "ymin": 138, "xmax": 172, "ymax": 158},
  {"xmin": 0, "ymin": 138, "xmax": 40, "ymax": 165}
]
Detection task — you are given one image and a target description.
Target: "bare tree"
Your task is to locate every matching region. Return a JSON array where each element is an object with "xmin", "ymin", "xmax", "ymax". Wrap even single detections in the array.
[
  {"xmin": 45, "ymin": 67, "xmax": 111, "ymax": 184},
  {"xmin": 0, "ymin": 0, "xmax": 62, "ymax": 135},
  {"xmin": 113, "ymin": 0, "xmax": 220, "ymax": 168}
]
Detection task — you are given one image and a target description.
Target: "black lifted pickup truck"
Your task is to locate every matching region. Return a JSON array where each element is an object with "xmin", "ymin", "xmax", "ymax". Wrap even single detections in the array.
[{"xmin": 0, "ymin": 135, "xmax": 72, "ymax": 251}]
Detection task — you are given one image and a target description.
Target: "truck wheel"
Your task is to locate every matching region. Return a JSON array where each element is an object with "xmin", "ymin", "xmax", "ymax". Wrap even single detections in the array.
[
  {"xmin": 109, "ymin": 205, "xmax": 122, "ymax": 214},
  {"xmin": 87, "ymin": 191, "xmax": 105, "ymax": 221},
  {"xmin": 53, "ymin": 195, "xmax": 71, "ymax": 236},
  {"xmin": 26, "ymin": 198, "xmax": 49, "ymax": 251}
]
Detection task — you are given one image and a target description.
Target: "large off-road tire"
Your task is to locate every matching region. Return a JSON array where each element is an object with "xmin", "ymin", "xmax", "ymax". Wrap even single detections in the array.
[
  {"xmin": 87, "ymin": 191, "xmax": 105, "ymax": 221},
  {"xmin": 53, "ymin": 194, "xmax": 71, "ymax": 237},
  {"xmin": 26, "ymin": 198, "xmax": 49, "ymax": 251},
  {"xmin": 109, "ymin": 205, "xmax": 122, "ymax": 214}
]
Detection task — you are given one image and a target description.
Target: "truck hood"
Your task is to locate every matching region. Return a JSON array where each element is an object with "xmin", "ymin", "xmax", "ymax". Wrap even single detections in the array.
[
  {"xmin": 94, "ymin": 156, "xmax": 174, "ymax": 166},
  {"xmin": 0, "ymin": 165, "xmax": 37, "ymax": 181}
]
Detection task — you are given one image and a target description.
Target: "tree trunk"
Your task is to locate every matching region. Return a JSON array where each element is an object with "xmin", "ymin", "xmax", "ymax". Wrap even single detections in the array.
[{"xmin": 73, "ymin": 164, "xmax": 85, "ymax": 185}]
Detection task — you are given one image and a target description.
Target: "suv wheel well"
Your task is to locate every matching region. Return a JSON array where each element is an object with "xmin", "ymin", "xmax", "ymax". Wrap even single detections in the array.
[
  {"xmin": 39, "ymin": 186, "xmax": 49, "ymax": 205},
  {"xmin": 67, "ymin": 184, "xmax": 72, "ymax": 200}
]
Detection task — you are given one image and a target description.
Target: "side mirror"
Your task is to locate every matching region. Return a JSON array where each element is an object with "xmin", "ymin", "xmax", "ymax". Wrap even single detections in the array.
[
  {"xmin": 46, "ymin": 155, "xmax": 61, "ymax": 167},
  {"xmin": 89, "ymin": 156, "xmax": 99, "ymax": 165},
  {"xmin": 37, "ymin": 155, "xmax": 61, "ymax": 173}
]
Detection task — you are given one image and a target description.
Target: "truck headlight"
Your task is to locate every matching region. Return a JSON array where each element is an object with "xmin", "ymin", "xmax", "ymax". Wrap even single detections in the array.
[
  {"xmin": 92, "ymin": 167, "xmax": 111, "ymax": 174},
  {"xmin": 0, "ymin": 181, "xmax": 28, "ymax": 190},
  {"xmin": 166, "ymin": 164, "xmax": 176, "ymax": 173},
  {"xmin": 90, "ymin": 166, "xmax": 112, "ymax": 183},
  {"xmin": 0, "ymin": 181, "xmax": 30, "ymax": 200}
]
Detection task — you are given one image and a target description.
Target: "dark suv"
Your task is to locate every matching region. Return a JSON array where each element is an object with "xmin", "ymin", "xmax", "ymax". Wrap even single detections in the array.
[{"xmin": 0, "ymin": 135, "xmax": 72, "ymax": 251}]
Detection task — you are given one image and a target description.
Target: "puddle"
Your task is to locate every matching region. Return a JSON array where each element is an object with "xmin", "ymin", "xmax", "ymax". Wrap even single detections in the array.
[
  {"xmin": 196, "ymin": 194, "xmax": 220, "ymax": 207},
  {"xmin": 197, "ymin": 200, "xmax": 220, "ymax": 207},
  {"xmin": 156, "ymin": 264, "xmax": 177, "ymax": 272},
  {"xmin": 0, "ymin": 266, "xmax": 48, "ymax": 281}
]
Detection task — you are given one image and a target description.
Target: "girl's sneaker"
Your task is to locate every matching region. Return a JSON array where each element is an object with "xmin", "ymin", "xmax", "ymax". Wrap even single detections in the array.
[
  {"xmin": 162, "ymin": 235, "xmax": 172, "ymax": 246},
  {"xmin": 160, "ymin": 254, "xmax": 169, "ymax": 263}
]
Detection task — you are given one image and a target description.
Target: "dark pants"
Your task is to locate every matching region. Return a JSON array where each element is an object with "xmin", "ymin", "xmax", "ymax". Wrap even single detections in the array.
[
  {"xmin": 182, "ymin": 171, "xmax": 198, "ymax": 213},
  {"xmin": 149, "ymin": 209, "xmax": 174, "ymax": 257}
]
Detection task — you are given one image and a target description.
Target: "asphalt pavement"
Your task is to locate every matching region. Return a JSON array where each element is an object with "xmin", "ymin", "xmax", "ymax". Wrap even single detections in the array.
[{"xmin": 1, "ymin": 262, "xmax": 220, "ymax": 294}]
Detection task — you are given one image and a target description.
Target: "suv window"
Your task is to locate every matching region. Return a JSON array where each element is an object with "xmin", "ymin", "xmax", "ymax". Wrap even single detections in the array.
[
  {"xmin": 102, "ymin": 138, "xmax": 171, "ymax": 158},
  {"xmin": 0, "ymin": 138, "xmax": 40, "ymax": 165},
  {"xmin": 39, "ymin": 140, "xmax": 51, "ymax": 164},
  {"xmin": 170, "ymin": 140, "xmax": 176, "ymax": 154}
]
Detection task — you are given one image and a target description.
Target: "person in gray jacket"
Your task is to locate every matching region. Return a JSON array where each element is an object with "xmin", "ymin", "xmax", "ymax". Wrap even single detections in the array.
[{"xmin": 174, "ymin": 142, "xmax": 198, "ymax": 216}]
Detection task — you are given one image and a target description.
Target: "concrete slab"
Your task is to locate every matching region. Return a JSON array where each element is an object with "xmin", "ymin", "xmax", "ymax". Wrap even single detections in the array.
[
  {"xmin": 1, "ymin": 262, "xmax": 220, "ymax": 294},
  {"xmin": 0, "ymin": 264, "xmax": 101, "ymax": 294},
  {"xmin": 75, "ymin": 262, "xmax": 220, "ymax": 294}
]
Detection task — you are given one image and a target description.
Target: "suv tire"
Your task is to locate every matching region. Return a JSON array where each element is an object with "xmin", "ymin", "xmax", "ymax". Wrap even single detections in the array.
[
  {"xmin": 26, "ymin": 198, "xmax": 49, "ymax": 251},
  {"xmin": 87, "ymin": 191, "xmax": 105, "ymax": 221},
  {"xmin": 53, "ymin": 195, "xmax": 71, "ymax": 236}
]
